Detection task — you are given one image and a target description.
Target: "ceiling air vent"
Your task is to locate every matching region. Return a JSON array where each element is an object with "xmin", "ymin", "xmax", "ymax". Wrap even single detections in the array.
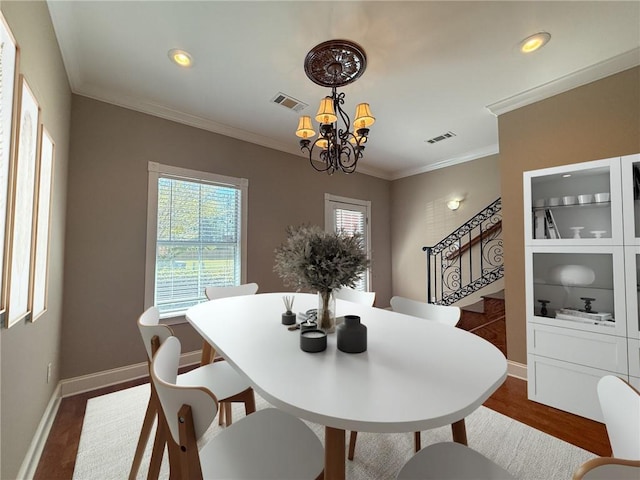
[
  {"xmin": 425, "ymin": 131, "xmax": 457, "ymax": 144},
  {"xmin": 271, "ymin": 92, "xmax": 308, "ymax": 112}
]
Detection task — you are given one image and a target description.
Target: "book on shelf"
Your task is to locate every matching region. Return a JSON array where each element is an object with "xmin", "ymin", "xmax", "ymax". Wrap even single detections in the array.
[
  {"xmin": 534, "ymin": 210, "xmax": 546, "ymax": 239},
  {"xmin": 555, "ymin": 308, "xmax": 613, "ymax": 323},
  {"xmin": 544, "ymin": 209, "xmax": 561, "ymax": 239}
]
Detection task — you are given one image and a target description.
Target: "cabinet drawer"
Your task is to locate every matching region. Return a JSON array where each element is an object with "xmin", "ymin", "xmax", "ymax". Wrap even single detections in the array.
[
  {"xmin": 629, "ymin": 338, "xmax": 640, "ymax": 378},
  {"xmin": 528, "ymin": 323, "xmax": 628, "ymax": 373},
  {"xmin": 527, "ymin": 355, "xmax": 626, "ymax": 422}
]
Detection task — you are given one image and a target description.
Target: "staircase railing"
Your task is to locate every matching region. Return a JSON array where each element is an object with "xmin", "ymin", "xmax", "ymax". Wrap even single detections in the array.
[{"xmin": 423, "ymin": 198, "xmax": 503, "ymax": 305}]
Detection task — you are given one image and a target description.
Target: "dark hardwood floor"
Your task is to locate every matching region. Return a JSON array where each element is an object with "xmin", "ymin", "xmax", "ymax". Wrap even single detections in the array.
[{"xmin": 34, "ymin": 373, "xmax": 611, "ymax": 479}]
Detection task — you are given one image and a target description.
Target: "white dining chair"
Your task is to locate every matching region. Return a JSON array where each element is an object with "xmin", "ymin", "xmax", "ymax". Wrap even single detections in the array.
[
  {"xmin": 349, "ymin": 295, "xmax": 462, "ymax": 460},
  {"xmin": 573, "ymin": 457, "xmax": 640, "ymax": 480},
  {"xmin": 150, "ymin": 335, "xmax": 324, "ymax": 480},
  {"xmin": 334, "ymin": 286, "xmax": 376, "ymax": 306},
  {"xmin": 204, "ymin": 282, "xmax": 259, "ymax": 302},
  {"xmin": 129, "ymin": 306, "xmax": 255, "ymax": 480},
  {"xmin": 597, "ymin": 375, "xmax": 640, "ymax": 459},
  {"xmin": 396, "ymin": 441, "xmax": 515, "ymax": 479},
  {"xmin": 202, "ymin": 282, "xmax": 259, "ymax": 425},
  {"xmin": 390, "ymin": 295, "xmax": 461, "ymax": 327}
]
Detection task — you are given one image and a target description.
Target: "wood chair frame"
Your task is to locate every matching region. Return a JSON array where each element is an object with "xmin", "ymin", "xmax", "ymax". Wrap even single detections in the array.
[{"xmin": 573, "ymin": 457, "xmax": 640, "ymax": 480}]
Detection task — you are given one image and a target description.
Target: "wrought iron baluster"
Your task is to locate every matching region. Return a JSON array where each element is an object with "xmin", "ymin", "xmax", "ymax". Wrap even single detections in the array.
[{"xmin": 422, "ymin": 198, "xmax": 503, "ymax": 305}]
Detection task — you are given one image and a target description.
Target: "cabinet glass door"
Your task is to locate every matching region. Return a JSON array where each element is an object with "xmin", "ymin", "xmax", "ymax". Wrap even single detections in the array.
[
  {"xmin": 621, "ymin": 154, "xmax": 640, "ymax": 245},
  {"xmin": 526, "ymin": 246, "xmax": 626, "ymax": 337},
  {"xmin": 625, "ymin": 246, "xmax": 640, "ymax": 339},
  {"xmin": 524, "ymin": 158, "xmax": 623, "ymax": 245}
]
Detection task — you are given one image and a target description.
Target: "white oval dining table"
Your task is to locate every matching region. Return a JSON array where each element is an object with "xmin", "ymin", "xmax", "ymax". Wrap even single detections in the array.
[{"xmin": 186, "ymin": 292, "xmax": 507, "ymax": 480}]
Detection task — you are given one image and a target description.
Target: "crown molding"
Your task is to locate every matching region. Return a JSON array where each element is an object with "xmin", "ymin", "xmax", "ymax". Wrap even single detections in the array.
[
  {"xmin": 486, "ymin": 47, "xmax": 640, "ymax": 116},
  {"xmin": 389, "ymin": 144, "xmax": 500, "ymax": 181}
]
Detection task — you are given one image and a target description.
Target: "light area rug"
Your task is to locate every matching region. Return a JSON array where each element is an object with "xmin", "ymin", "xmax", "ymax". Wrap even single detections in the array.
[{"xmin": 73, "ymin": 383, "xmax": 595, "ymax": 479}]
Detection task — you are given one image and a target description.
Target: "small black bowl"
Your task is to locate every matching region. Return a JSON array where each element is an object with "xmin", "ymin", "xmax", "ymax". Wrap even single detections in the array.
[{"xmin": 300, "ymin": 329, "xmax": 327, "ymax": 353}]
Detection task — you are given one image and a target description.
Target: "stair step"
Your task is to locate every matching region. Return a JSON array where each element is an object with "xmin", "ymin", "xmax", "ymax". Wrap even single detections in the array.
[
  {"xmin": 461, "ymin": 300, "xmax": 485, "ymax": 314},
  {"xmin": 456, "ymin": 289, "xmax": 507, "ymax": 357}
]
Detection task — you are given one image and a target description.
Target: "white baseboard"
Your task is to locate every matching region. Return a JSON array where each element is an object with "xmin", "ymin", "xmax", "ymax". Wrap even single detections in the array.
[
  {"xmin": 507, "ymin": 360, "xmax": 528, "ymax": 381},
  {"xmin": 59, "ymin": 350, "xmax": 202, "ymax": 397},
  {"xmin": 17, "ymin": 383, "xmax": 61, "ymax": 480}
]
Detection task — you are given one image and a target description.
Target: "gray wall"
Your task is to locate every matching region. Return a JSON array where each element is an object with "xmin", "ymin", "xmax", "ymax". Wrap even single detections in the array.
[
  {"xmin": 0, "ymin": 2, "xmax": 71, "ymax": 478},
  {"xmin": 61, "ymin": 95, "xmax": 392, "ymax": 379},
  {"xmin": 390, "ymin": 154, "xmax": 502, "ymax": 303}
]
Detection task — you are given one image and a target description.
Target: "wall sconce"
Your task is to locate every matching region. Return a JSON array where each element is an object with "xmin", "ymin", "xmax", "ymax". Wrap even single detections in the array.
[{"xmin": 447, "ymin": 199, "xmax": 461, "ymax": 211}]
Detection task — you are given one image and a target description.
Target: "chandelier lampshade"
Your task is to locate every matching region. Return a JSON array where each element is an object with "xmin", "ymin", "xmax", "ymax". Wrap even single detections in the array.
[
  {"xmin": 296, "ymin": 116, "xmax": 316, "ymax": 139},
  {"xmin": 295, "ymin": 39, "xmax": 375, "ymax": 175},
  {"xmin": 316, "ymin": 97, "xmax": 337, "ymax": 124},
  {"xmin": 354, "ymin": 103, "xmax": 375, "ymax": 129}
]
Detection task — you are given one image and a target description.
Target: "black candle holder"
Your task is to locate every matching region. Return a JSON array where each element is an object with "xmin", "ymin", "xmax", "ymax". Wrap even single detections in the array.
[
  {"xmin": 537, "ymin": 299, "xmax": 550, "ymax": 317},
  {"xmin": 300, "ymin": 329, "xmax": 327, "ymax": 353},
  {"xmin": 580, "ymin": 297, "xmax": 596, "ymax": 313}
]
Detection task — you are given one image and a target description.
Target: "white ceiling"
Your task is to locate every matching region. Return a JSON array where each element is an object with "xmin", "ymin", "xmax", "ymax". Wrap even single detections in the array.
[{"xmin": 46, "ymin": 1, "xmax": 640, "ymax": 180}]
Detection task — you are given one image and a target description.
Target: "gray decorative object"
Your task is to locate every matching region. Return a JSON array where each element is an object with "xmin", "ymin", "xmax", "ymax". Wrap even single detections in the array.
[
  {"xmin": 281, "ymin": 295, "xmax": 296, "ymax": 325},
  {"xmin": 281, "ymin": 312, "xmax": 296, "ymax": 325},
  {"xmin": 300, "ymin": 329, "xmax": 327, "ymax": 353},
  {"xmin": 337, "ymin": 315, "xmax": 367, "ymax": 353}
]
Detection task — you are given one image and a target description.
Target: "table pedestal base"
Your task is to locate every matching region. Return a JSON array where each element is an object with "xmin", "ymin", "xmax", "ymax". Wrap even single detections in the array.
[
  {"xmin": 324, "ymin": 426, "xmax": 346, "ymax": 480},
  {"xmin": 452, "ymin": 419, "xmax": 468, "ymax": 445}
]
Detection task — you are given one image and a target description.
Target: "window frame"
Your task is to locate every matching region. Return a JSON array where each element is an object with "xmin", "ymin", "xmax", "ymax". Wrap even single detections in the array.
[
  {"xmin": 144, "ymin": 162, "xmax": 248, "ymax": 321},
  {"xmin": 324, "ymin": 193, "xmax": 372, "ymax": 292}
]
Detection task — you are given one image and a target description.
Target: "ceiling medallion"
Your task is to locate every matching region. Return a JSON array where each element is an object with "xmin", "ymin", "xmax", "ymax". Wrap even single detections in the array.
[
  {"xmin": 303, "ymin": 39, "xmax": 367, "ymax": 88},
  {"xmin": 296, "ymin": 40, "xmax": 375, "ymax": 175}
]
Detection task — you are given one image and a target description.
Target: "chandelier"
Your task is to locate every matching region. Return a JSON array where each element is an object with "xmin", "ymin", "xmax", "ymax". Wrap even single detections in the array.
[{"xmin": 295, "ymin": 40, "xmax": 375, "ymax": 174}]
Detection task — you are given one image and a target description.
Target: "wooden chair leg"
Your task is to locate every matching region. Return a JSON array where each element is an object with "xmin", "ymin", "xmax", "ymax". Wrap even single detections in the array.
[
  {"xmin": 218, "ymin": 402, "xmax": 225, "ymax": 426},
  {"xmin": 225, "ymin": 402, "xmax": 233, "ymax": 426},
  {"xmin": 129, "ymin": 389, "xmax": 158, "ymax": 480},
  {"xmin": 348, "ymin": 431, "xmax": 358, "ymax": 461},
  {"xmin": 243, "ymin": 388, "xmax": 256, "ymax": 415},
  {"xmin": 413, "ymin": 431, "xmax": 421, "ymax": 452},
  {"xmin": 177, "ymin": 405, "xmax": 204, "ymax": 480},
  {"xmin": 147, "ymin": 378, "xmax": 169, "ymax": 480},
  {"xmin": 148, "ymin": 401, "xmax": 168, "ymax": 480},
  {"xmin": 166, "ymin": 430, "xmax": 185, "ymax": 480},
  {"xmin": 200, "ymin": 341, "xmax": 215, "ymax": 366}
]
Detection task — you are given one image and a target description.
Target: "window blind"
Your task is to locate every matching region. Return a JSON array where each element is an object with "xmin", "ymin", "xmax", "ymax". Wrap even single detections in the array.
[
  {"xmin": 155, "ymin": 175, "xmax": 241, "ymax": 316},
  {"xmin": 334, "ymin": 207, "xmax": 367, "ymax": 291}
]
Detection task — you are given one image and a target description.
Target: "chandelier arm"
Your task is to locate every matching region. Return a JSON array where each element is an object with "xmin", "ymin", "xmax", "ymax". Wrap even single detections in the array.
[{"xmin": 305, "ymin": 140, "xmax": 332, "ymax": 173}]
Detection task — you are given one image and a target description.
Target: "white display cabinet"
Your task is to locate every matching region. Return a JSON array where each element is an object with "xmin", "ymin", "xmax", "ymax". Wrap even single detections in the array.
[{"xmin": 524, "ymin": 155, "xmax": 639, "ymax": 422}]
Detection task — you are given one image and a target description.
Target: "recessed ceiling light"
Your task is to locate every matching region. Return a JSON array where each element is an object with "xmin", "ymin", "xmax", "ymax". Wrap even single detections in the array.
[
  {"xmin": 168, "ymin": 48, "xmax": 193, "ymax": 67},
  {"xmin": 520, "ymin": 32, "xmax": 551, "ymax": 54}
]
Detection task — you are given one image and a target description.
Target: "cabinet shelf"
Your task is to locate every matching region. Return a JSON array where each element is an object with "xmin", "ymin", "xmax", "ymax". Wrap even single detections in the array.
[
  {"xmin": 533, "ymin": 281, "xmax": 612, "ymax": 290},
  {"xmin": 532, "ymin": 201, "xmax": 610, "ymax": 212}
]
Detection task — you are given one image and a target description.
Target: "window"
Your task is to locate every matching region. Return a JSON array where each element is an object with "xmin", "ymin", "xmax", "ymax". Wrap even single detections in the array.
[
  {"xmin": 145, "ymin": 163, "xmax": 248, "ymax": 318},
  {"xmin": 324, "ymin": 194, "xmax": 371, "ymax": 291}
]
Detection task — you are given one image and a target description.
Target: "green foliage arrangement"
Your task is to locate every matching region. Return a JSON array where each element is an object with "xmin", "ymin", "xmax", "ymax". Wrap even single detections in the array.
[{"xmin": 273, "ymin": 225, "xmax": 369, "ymax": 293}]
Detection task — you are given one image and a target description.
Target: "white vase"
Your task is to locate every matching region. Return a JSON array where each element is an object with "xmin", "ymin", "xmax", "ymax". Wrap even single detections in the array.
[{"xmin": 318, "ymin": 290, "xmax": 336, "ymax": 333}]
